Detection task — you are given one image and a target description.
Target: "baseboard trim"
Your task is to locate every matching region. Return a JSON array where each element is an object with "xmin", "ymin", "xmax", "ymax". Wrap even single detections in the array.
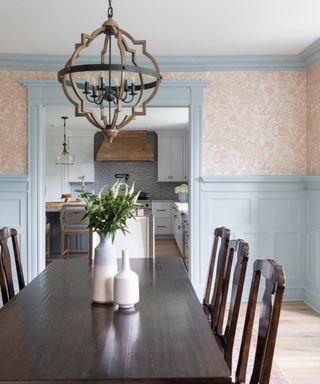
[{"xmin": 303, "ymin": 288, "xmax": 320, "ymax": 314}]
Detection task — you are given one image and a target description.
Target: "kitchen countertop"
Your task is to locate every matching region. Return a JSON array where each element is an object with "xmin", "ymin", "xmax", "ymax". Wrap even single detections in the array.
[
  {"xmin": 173, "ymin": 202, "xmax": 188, "ymax": 216},
  {"xmin": 46, "ymin": 201, "xmax": 83, "ymax": 213}
]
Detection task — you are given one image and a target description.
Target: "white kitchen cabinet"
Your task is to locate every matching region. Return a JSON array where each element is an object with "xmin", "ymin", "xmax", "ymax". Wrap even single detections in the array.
[
  {"xmin": 173, "ymin": 210, "xmax": 183, "ymax": 255},
  {"xmin": 157, "ymin": 135, "xmax": 183, "ymax": 182},
  {"xmin": 152, "ymin": 201, "xmax": 172, "ymax": 235},
  {"xmin": 45, "ymin": 173, "xmax": 70, "ymax": 202},
  {"xmin": 68, "ymin": 137, "xmax": 95, "ymax": 183}
]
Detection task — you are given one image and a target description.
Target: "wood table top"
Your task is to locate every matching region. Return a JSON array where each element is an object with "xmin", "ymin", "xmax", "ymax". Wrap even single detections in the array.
[{"xmin": 0, "ymin": 257, "xmax": 231, "ymax": 384}]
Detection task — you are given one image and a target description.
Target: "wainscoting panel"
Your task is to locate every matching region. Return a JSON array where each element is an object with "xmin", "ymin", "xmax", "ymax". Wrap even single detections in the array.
[
  {"xmin": 0, "ymin": 176, "xmax": 29, "ymax": 292},
  {"xmin": 305, "ymin": 183, "xmax": 320, "ymax": 312},
  {"xmin": 199, "ymin": 178, "xmax": 306, "ymax": 301}
]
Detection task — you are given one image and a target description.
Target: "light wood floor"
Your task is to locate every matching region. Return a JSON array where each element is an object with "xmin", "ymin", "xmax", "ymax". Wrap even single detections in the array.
[
  {"xmin": 236, "ymin": 301, "xmax": 320, "ymax": 384},
  {"xmin": 273, "ymin": 301, "xmax": 320, "ymax": 384},
  {"xmin": 155, "ymin": 239, "xmax": 181, "ymax": 257}
]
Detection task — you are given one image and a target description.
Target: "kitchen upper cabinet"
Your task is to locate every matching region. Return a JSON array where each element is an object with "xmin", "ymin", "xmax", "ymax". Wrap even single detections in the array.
[
  {"xmin": 157, "ymin": 134, "xmax": 186, "ymax": 182},
  {"xmin": 68, "ymin": 137, "xmax": 95, "ymax": 183}
]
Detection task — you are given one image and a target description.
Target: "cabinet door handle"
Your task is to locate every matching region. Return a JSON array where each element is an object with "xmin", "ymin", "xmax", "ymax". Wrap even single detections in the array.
[
  {"xmin": 156, "ymin": 209, "xmax": 167, "ymax": 212},
  {"xmin": 157, "ymin": 226, "xmax": 167, "ymax": 228}
]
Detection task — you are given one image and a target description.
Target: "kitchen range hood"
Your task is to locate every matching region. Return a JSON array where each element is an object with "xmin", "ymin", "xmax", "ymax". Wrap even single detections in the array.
[{"xmin": 96, "ymin": 131, "xmax": 155, "ymax": 162}]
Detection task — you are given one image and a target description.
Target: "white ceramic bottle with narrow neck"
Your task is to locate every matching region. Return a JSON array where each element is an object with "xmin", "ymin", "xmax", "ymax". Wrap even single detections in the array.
[
  {"xmin": 114, "ymin": 249, "xmax": 139, "ymax": 309},
  {"xmin": 92, "ymin": 232, "xmax": 118, "ymax": 304}
]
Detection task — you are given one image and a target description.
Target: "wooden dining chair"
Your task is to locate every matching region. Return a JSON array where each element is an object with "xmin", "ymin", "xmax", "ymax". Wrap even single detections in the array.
[
  {"xmin": 213, "ymin": 239, "xmax": 249, "ymax": 371},
  {"xmin": 0, "ymin": 227, "xmax": 25, "ymax": 305},
  {"xmin": 234, "ymin": 259, "xmax": 286, "ymax": 384},
  {"xmin": 203, "ymin": 227, "xmax": 230, "ymax": 320}
]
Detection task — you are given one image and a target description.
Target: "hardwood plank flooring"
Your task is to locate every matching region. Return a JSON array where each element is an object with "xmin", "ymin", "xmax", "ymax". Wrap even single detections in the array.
[
  {"xmin": 155, "ymin": 239, "xmax": 181, "ymax": 257},
  {"xmin": 236, "ymin": 301, "xmax": 320, "ymax": 384},
  {"xmin": 274, "ymin": 301, "xmax": 320, "ymax": 384}
]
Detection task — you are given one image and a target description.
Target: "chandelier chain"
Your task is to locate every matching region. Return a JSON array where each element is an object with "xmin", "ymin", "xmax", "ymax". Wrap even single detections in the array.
[{"xmin": 108, "ymin": 0, "xmax": 113, "ymax": 18}]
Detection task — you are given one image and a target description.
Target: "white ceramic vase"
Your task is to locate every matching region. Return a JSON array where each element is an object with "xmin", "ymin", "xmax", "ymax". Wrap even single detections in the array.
[
  {"xmin": 114, "ymin": 250, "xmax": 139, "ymax": 309},
  {"xmin": 92, "ymin": 232, "xmax": 118, "ymax": 304}
]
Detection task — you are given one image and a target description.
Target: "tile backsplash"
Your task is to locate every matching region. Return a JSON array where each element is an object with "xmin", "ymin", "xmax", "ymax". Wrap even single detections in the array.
[{"xmin": 70, "ymin": 131, "xmax": 183, "ymax": 200}]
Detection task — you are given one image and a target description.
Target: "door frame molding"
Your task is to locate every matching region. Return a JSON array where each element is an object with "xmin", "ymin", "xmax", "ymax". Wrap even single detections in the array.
[{"xmin": 21, "ymin": 79, "xmax": 209, "ymax": 287}]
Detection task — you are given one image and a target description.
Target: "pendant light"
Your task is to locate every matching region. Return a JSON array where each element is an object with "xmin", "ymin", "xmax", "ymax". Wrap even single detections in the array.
[
  {"xmin": 57, "ymin": 0, "xmax": 162, "ymax": 143},
  {"xmin": 56, "ymin": 116, "xmax": 75, "ymax": 165}
]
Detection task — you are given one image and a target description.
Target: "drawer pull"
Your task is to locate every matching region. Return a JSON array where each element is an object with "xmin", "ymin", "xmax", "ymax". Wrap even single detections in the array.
[
  {"xmin": 156, "ymin": 226, "xmax": 167, "ymax": 228},
  {"xmin": 156, "ymin": 209, "xmax": 167, "ymax": 212}
]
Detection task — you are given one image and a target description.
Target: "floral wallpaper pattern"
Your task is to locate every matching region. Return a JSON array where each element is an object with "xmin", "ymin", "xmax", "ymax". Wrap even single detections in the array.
[
  {"xmin": 0, "ymin": 68, "xmax": 314, "ymax": 176},
  {"xmin": 307, "ymin": 64, "xmax": 320, "ymax": 174},
  {"xmin": 0, "ymin": 70, "xmax": 56, "ymax": 174},
  {"xmin": 163, "ymin": 71, "xmax": 307, "ymax": 175}
]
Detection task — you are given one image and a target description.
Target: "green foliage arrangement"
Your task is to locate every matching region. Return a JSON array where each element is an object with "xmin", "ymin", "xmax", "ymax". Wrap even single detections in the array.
[{"xmin": 76, "ymin": 178, "xmax": 141, "ymax": 241}]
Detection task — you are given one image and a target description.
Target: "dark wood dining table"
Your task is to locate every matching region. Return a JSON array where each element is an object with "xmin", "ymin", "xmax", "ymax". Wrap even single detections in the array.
[{"xmin": 0, "ymin": 257, "xmax": 231, "ymax": 384}]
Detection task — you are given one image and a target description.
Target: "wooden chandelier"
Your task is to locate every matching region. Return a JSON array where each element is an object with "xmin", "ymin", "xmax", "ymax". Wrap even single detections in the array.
[{"xmin": 58, "ymin": 0, "xmax": 162, "ymax": 143}]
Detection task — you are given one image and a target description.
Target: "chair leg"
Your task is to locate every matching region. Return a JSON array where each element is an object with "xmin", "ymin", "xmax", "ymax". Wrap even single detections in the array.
[
  {"xmin": 66, "ymin": 234, "xmax": 70, "ymax": 258},
  {"xmin": 60, "ymin": 233, "xmax": 66, "ymax": 258}
]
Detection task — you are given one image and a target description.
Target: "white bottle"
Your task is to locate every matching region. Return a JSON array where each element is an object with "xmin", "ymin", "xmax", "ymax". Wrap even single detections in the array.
[{"xmin": 114, "ymin": 249, "xmax": 139, "ymax": 309}]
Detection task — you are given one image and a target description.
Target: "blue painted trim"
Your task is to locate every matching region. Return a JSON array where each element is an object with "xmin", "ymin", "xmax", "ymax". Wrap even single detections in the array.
[
  {"xmin": 300, "ymin": 38, "xmax": 320, "ymax": 67},
  {"xmin": 0, "ymin": 174, "xmax": 29, "ymax": 181},
  {"xmin": 0, "ymin": 53, "xmax": 306, "ymax": 72},
  {"xmin": 304, "ymin": 175, "xmax": 320, "ymax": 190},
  {"xmin": 201, "ymin": 175, "xmax": 306, "ymax": 183}
]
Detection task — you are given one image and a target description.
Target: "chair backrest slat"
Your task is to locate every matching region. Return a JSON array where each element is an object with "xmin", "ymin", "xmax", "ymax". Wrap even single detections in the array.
[
  {"xmin": 203, "ymin": 227, "xmax": 230, "ymax": 312},
  {"xmin": 235, "ymin": 259, "xmax": 286, "ymax": 384},
  {"xmin": 220, "ymin": 239, "xmax": 249, "ymax": 370},
  {"xmin": 0, "ymin": 227, "xmax": 25, "ymax": 305}
]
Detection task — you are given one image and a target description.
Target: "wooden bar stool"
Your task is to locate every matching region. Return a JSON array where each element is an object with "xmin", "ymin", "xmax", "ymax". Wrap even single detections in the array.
[{"xmin": 60, "ymin": 204, "xmax": 89, "ymax": 258}]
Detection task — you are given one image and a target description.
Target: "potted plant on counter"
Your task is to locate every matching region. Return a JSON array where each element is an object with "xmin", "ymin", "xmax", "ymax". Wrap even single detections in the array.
[{"xmin": 76, "ymin": 179, "xmax": 140, "ymax": 304}]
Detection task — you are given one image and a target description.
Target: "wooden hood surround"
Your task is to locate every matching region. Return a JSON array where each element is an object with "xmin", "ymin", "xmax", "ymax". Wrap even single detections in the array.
[{"xmin": 96, "ymin": 131, "xmax": 155, "ymax": 162}]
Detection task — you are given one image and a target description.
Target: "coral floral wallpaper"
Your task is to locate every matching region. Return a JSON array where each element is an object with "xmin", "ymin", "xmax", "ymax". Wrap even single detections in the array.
[
  {"xmin": 0, "ymin": 67, "xmax": 318, "ymax": 175},
  {"xmin": 307, "ymin": 64, "xmax": 320, "ymax": 174}
]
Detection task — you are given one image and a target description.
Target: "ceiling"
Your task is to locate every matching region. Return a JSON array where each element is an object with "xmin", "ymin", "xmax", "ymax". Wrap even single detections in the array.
[
  {"xmin": 1, "ymin": 0, "xmax": 320, "ymax": 56},
  {"xmin": 46, "ymin": 107, "xmax": 189, "ymax": 132}
]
